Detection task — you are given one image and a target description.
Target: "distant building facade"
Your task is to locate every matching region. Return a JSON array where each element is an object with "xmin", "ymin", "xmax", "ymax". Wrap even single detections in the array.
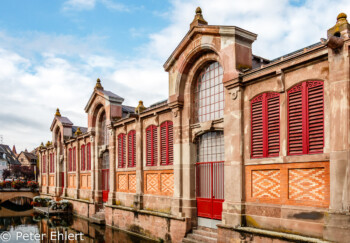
[
  {"xmin": 38, "ymin": 9, "xmax": 350, "ymax": 242},
  {"xmin": 0, "ymin": 144, "xmax": 21, "ymax": 180},
  {"xmin": 18, "ymin": 150, "xmax": 37, "ymax": 168}
]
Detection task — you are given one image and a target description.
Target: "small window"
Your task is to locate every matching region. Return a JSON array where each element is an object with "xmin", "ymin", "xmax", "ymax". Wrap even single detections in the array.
[
  {"xmin": 160, "ymin": 121, "xmax": 174, "ymax": 165},
  {"xmin": 118, "ymin": 134, "xmax": 126, "ymax": 168},
  {"xmin": 128, "ymin": 130, "xmax": 136, "ymax": 167},
  {"xmin": 146, "ymin": 125, "xmax": 158, "ymax": 166}
]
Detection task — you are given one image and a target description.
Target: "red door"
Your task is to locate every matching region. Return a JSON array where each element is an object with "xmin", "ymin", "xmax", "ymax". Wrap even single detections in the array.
[
  {"xmin": 60, "ymin": 172, "xmax": 64, "ymax": 196},
  {"xmin": 196, "ymin": 161, "xmax": 224, "ymax": 220},
  {"xmin": 102, "ymin": 169, "xmax": 109, "ymax": 202}
]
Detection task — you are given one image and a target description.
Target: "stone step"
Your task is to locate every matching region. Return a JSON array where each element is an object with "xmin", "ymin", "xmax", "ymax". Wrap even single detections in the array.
[
  {"xmin": 197, "ymin": 226, "xmax": 218, "ymax": 233},
  {"xmin": 187, "ymin": 233, "xmax": 217, "ymax": 243},
  {"xmin": 193, "ymin": 229, "xmax": 217, "ymax": 238},
  {"xmin": 182, "ymin": 238, "xmax": 199, "ymax": 243}
]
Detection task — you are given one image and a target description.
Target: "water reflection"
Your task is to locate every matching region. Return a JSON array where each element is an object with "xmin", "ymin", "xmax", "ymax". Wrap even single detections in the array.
[{"xmin": 0, "ymin": 214, "xmax": 155, "ymax": 243}]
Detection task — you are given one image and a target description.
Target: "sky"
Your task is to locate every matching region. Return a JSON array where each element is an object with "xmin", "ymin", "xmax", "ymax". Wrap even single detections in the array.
[{"xmin": 0, "ymin": 0, "xmax": 349, "ymax": 152}]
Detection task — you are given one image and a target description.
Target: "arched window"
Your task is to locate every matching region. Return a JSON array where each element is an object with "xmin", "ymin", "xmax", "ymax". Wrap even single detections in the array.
[
  {"xmin": 100, "ymin": 112, "xmax": 109, "ymax": 145},
  {"xmin": 194, "ymin": 62, "xmax": 224, "ymax": 123},
  {"xmin": 118, "ymin": 133, "xmax": 126, "ymax": 168},
  {"xmin": 288, "ymin": 81, "xmax": 324, "ymax": 155},
  {"xmin": 81, "ymin": 145, "xmax": 85, "ymax": 171},
  {"xmin": 128, "ymin": 130, "xmax": 136, "ymax": 167},
  {"xmin": 160, "ymin": 121, "xmax": 173, "ymax": 165},
  {"xmin": 146, "ymin": 125, "xmax": 158, "ymax": 166},
  {"xmin": 251, "ymin": 92, "xmax": 280, "ymax": 158}
]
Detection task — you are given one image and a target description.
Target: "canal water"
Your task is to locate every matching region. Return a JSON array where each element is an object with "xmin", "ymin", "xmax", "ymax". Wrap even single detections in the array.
[{"xmin": 0, "ymin": 198, "xmax": 156, "ymax": 243}]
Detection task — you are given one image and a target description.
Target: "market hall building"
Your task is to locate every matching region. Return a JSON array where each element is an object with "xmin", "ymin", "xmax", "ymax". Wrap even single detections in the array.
[{"xmin": 38, "ymin": 8, "xmax": 350, "ymax": 243}]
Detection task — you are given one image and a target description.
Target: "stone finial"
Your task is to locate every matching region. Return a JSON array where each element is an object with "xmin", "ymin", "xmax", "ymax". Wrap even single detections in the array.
[
  {"xmin": 327, "ymin": 12, "xmax": 350, "ymax": 38},
  {"xmin": 135, "ymin": 100, "xmax": 146, "ymax": 114},
  {"xmin": 75, "ymin": 127, "xmax": 82, "ymax": 136},
  {"xmin": 40, "ymin": 142, "xmax": 44, "ymax": 148},
  {"xmin": 55, "ymin": 108, "xmax": 61, "ymax": 117},
  {"xmin": 95, "ymin": 78, "xmax": 104, "ymax": 90},
  {"xmin": 190, "ymin": 7, "xmax": 208, "ymax": 29},
  {"xmin": 46, "ymin": 141, "xmax": 51, "ymax": 147}
]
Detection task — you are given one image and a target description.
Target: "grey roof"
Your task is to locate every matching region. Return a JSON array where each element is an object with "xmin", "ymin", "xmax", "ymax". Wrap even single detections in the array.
[
  {"xmin": 0, "ymin": 144, "xmax": 21, "ymax": 165},
  {"xmin": 57, "ymin": 116, "xmax": 73, "ymax": 126},
  {"xmin": 102, "ymin": 90, "xmax": 124, "ymax": 100},
  {"xmin": 143, "ymin": 99, "xmax": 168, "ymax": 113}
]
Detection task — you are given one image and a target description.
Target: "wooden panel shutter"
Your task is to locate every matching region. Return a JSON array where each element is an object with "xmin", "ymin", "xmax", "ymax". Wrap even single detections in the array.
[
  {"xmin": 160, "ymin": 121, "xmax": 174, "ymax": 165},
  {"xmin": 118, "ymin": 134, "xmax": 126, "ymax": 168},
  {"xmin": 81, "ymin": 145, "xmax": 85, "ymax": 171},
  {"xmin": 146, "ymin": 125, "xmax": 157, "ymax": 166},
  {"xmin": 87, "ymin": 143, "xmax": 91, "ymax": 170},
  {"xmin": 288, "ymin": 81, "xmax": 324, "ymax": 155},
  {"xmin": 128, "ymin": 131, "xmax": 136, "ymax": 167}
]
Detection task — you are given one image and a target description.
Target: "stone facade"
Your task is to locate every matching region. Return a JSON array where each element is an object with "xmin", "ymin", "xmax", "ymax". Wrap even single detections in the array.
[{"xmin": 38, "ymin": 9, "xmax": 350, "ymax": 243}]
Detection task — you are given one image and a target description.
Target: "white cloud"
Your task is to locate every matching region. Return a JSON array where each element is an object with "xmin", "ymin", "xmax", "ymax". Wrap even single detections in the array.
[
  {"xmin": 63, "ymin": 0, "xmax": 96, "ymax": 11},
  {"xmin": 2, "ymin": 0, "xmax": 350, "ymax": 152}
]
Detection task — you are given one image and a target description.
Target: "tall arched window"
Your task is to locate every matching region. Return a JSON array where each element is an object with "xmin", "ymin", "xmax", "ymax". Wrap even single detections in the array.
[
  {"xmin": 146, "ymin": 125, "xmax": 158, "ymax": 166},
  {"xmin": 194, "ymin": 62, "xmax": 224, "ymax": 123},
  {"xmin": 81, "ymin": 145, "xmax": 85, "ymax": 171},
  {"xmin": 42, "ymin": 155, "xmax": 46, "ymax": 173},
  {"xmin": 128, "ymin": 130, "xmax": 136, "ymax": 167},
  {"xmin": 100, "ymin": 112, "xmax": 109, "ymax": 145}
]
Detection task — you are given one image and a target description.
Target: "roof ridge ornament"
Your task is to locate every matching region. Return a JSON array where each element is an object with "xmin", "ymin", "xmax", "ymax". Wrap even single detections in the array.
[
  {"xmin": 55, "ymin": 108, "xmax": 61, "ymax": 117},
  {"xmin": 75, "ymin": 127, "xmax": 82, "ymax": 136},
  {"xmin": 135, "ymin": 100, "xmax": 146, "ymax": 114},
  {"xmin": 190, "ymin": 7, "xmax": 208, "ymax": 30},
  {"xmin": 95, "ymin": 78, "xmax": 104, "ymax": 90}
]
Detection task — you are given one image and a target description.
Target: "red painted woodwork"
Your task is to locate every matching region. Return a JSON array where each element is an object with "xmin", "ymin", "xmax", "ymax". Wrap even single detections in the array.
[
  {"xmin": 60, "ymin": 172, "xmax": 64, "ymax": 195},
  {"xmin": 196, "ymin": 161, "xmax": 224, "ymax": 220},
  {"xmin": 87, "ymin": 143, "xmax": 91, "ymax": 170},
  {"xmin": 68, "ymin": 148, "xmax": 72, "ymax": 172},
  {"xmin": 288, "ymin": 81, "xmax": 324, "ymax": 155},
  {"xmin": 251, "ymin": 92, "xmax": 280, "ymax": 158},
  {"xmin": 118, "ymin": 133, "xmax": 126, "ymax": 168},
  {"xmin": 160, "ymin": 121, "xmax": 174, "ymax": 165},
  {"xmin": 42, "ymin": 155, "xmax": 46, "ymax": 173},
  {"xmin": 128, "ymin": 130, "xmax": 136, "ymax": 167},
  {"xmin": 73, "ymin": 147, "xmax": 76, "ymax": 171},
  {"xmin": 102, "ymin": 169, "xmax": 109, "ymax": 203},
  {"xmin": 49, "ymin": 153, "xmax": 54, "ymax": 173},
  {"xmin": 194, "ymin": 62, "xmax": 224, "ymax": 123},
  {"xmin": 146, "ymin": 125, "xmax": 158, "ymax": 166},
  {"xmin": 81, "ymin": 145, "xmax": 85, "ymax": 171}
]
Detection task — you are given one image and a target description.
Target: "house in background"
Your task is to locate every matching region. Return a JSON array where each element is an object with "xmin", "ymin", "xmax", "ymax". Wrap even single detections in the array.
[
  {"xmin": 0, "ymin": 144, "xmax": 21, "ymax": 180},
  {"xmin": 17, "ymin": 149, "xmax": 37, "ymax": 169}
]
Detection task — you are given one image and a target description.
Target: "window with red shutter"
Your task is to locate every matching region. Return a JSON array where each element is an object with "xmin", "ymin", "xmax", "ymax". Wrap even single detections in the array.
[
  {"xmin": 160, "ymin": 121, "xmax": 174, "ymax": 165},
  {"xmin": 69, "ymin": 148, "xmax": 72, "ymax": 172},
  {"xmin": 49, "ymin": 153, "xmax": 54, "ymax": 173},
  {"xmin": 118, "ymin": 134, "xmax": 126, "ymax": 168},
  {"xmin": 81, "ymin": 145, "xmax": 85, "ymax": 171},
  {"xmin": 251, "ymin": 92, "xmax": 280, "ymax": 158},
  {"xmin": 42, "ymin": 155, "xmax": 46, "ymax": 173},
  {"xmin": 128, "ymin": 130, "xmax": 136, "ymax": 167},
  {"xmin": 73, "ymin": 147, "xmax": 76, "ymax": 171},
  {"xmin": 87, "ymin": 143, "xmax": 91, "ymax": 170},
  {"xmin": 288, "ymin": 81, "xmax": 324, "ymax": 155},
  {"xmin": 146, "ymin": 125, "xmax": 158, "ymax": 166}
]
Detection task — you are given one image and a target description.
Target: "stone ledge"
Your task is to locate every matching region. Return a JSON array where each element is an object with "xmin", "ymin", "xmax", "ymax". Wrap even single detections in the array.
[
  {"xmin": 105, "ymin": 204, "xmax": 186, "ymax": 221},
  {"xmin": 61, "ymin": 196, "xmax": 94, "ymax": 204},
  {"xmin": 217, "ymin": 225, "xmax": 330, "ymax": 243}
]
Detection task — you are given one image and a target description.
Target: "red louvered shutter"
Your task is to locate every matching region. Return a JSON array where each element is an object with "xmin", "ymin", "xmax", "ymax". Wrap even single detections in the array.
[
  {"xmin": 308, "ymin": 81, "xmax": 324, "ymax": 153},
  {"xmin": 251, "ymin": 95, "xmax": 264, "ymax": 158},
  {"xmin": 251, "ymin": 93, "xmax": 280, "ymax": 158},
  {"xmin": 69, "ymin": 149, "xmax": 72, "ymax": 172},
  {"xmin": 160, "ymin": 121, "xmax": 174, "ymax": 165},
  {"xmin": 73, "ymin": 147, "xmax": 76, "ymax": 171},
  {"xmin": 118, "ymin": 134, "xmax": 126, "ymax": 168},
  {"xmin": 146, "ymin": 125, "xmax": 157, "ymax": 166},
  {"xmin": 81, "ymin": 145, "xmax": 85, "ymax": 171},
  {"xmin": 42, "ymin": 155, "xmax": 46, "ymax": 173},
  {"xmin": 87, "ymin": 143, "xmax": 91, "ymax": 170},
  {"xmin": 288, "ymin": 84, "xmax": 303, "ymax": 155},
  {"xmin": 128, "ymin": 130, "xmax": 136, "ymax": 167},
  {"xmin": 288, "ymin": 81, "xmax": 324, "ymax": 155},
  {"xmin": 267, "ymin": 93, "xmax": 280, "ymax": 156}
]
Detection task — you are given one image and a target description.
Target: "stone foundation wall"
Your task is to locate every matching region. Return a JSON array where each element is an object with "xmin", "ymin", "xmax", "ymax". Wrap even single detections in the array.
[
  {"xmin": 79, "ymin": 189, "xmax": 93, "ymax": 201},
  {"xmin": 115, "ymin": 192, "xmax": 135, "ymax": 207},
  {"xmin": 66, "ymin": 188, "xmax": 76, "ymax": 198},
  {"xmin": 143, "ymin": 194, "xmax": 173, "ymax": 213},
  {"xmin": 105, "ymin": 205, "xmax": 191, "ymax": 243}
]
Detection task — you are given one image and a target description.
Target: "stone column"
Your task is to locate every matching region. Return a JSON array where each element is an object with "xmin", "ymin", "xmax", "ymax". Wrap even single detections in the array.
[
  {"xmin": 170, "ymin": 103, "xmax": 184, "ymax": 217},
  {"xmin": 63, "ymin": 145, "xmax": 68, "ymax": 197},
  {"xmin": 90, "ymin": 134, "xmax": 96, "ymax": 202},
  {"xmin": 55, "ymin": 147, "xmax": 61, "ymax": 197},
  {"xmin": 134, "ymin": 118, "xmax": 143, "ymax": 209},
  {"xmin": 108, "ymin": 127, "xmax": 116, "ymax": 205},
  {"xmin": 222, "ymin": 82, "xmax": 245, "ymax": 226},
  {"xmin": 75, "ymin": 141, "xmax": 80, "ymax": 199}
]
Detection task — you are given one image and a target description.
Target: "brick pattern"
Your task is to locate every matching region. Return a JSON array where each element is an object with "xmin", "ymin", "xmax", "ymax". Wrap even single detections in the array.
[
  {"xmin": 252, "ymin": 170, "xmax": 280, "ymax": 199},
  {"xmin": 246, "ymin": 162, "xmax": 329, "ymax": 207},
  {"xmin": 289, "ymin": 168, "xmax": 325, "ymax": 201},
  {"xmin": 144, "ymin": 170, "xmax": 174, "ymax": 196},
  {"xmin": 116, "ymin": 171, "xmax": 136, "ymax": 193}
]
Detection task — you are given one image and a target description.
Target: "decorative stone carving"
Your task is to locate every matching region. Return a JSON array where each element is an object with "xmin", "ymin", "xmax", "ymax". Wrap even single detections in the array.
[
  {"xmin": 276, "ymin": 69, "xmax": 285, "ymax": 92},
  {"xmin": 229, "ymin": 87, "xmax": 241, "ymax": 100}
]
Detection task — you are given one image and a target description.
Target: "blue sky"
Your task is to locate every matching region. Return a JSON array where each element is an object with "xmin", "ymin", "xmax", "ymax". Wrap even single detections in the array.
[{"xmin": 0, "ymin": 0, "xmax": 349, "ymax": 151}]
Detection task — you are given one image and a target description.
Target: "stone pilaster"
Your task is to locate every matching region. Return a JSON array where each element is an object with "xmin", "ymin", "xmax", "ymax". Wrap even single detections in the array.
[
  {"xmin": 134, "ymin": 118, "xmax": 143, "ymax": 209},
  {"xmin": 222, "ymin": 81, "xmax": 245, "ymax": 226},
  {"xmin": 75, "ymin": 140, "xmax": 80, "ymax": 199},
  {"xmin": 108, "ymin": 127, "xmax": 116, "ymax": 205}
]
